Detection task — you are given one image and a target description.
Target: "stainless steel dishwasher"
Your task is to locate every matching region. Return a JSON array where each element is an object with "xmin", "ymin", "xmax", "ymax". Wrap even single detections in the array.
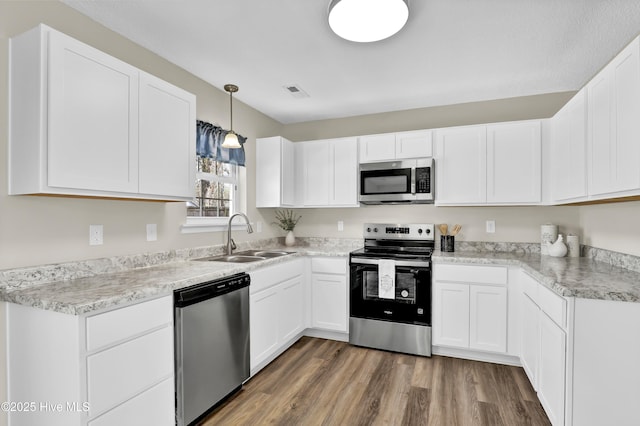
[{"xmin": 174, "ymin": 273, "xmax": 250, "ymax": 426}]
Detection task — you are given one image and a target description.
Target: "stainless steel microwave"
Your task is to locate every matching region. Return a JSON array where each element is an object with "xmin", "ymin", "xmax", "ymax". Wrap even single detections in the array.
[{"xmin": 359, "ymin": 158, "xmax": 434, "ymax": 204}]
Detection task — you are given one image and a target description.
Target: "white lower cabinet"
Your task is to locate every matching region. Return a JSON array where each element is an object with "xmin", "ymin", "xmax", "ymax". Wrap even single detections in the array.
[
  {"xmin": 519, "ymin": 271, "xmax": 568, "ymax": 426},
  {"xmin": 249, "ymin": 259, "xmax": 305, "ymax": 373},
  {"xmin": 310, "ymin": 257, "xmax": 349, "ymax": 333},
  {"xmin": 6, "ymin": 295, "xmax": 174, "ymax": 426},
  {"xmin": 433, "ymin": 264, "xmax": 508, "ymax": 354}
]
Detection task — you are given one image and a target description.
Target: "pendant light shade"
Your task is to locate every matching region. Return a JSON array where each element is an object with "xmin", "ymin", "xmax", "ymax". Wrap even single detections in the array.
[
  {"xmin": 328, "ymin": 0, "xmax": 409, "ymax": 43},
  {"xmin": 221, "ymin": 84, "xmax": 241, "ymax": 149}
]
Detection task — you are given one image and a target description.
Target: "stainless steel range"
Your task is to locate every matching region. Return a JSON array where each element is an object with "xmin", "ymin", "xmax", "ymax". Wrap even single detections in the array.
[{"xmin": 349, "ymin": 223, "xmax": 434, "ymax": 356}]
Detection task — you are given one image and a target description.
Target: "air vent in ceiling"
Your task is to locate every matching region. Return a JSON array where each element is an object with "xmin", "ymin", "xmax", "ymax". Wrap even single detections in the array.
[{"xmin": 283, "ymin": 84, "xmax": 309, "ymax": 99}]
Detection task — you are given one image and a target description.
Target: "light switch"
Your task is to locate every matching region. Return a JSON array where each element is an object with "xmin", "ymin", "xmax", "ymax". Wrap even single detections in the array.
[
  {"xmin": 486, "ymin": 220, "xmax": 496, "ymax": 233},
  {"xmin": 338, "ymin": 221, "xmax": 344, "ymax": 231}
]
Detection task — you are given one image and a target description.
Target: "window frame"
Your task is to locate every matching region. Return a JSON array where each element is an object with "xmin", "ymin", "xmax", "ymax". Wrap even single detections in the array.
[{"xmin": 182, "ymin": 160, "xmax": 240, "ymax": 233}]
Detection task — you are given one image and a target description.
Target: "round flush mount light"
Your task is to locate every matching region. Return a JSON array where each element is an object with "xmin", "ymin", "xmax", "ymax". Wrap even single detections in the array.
[{"xmin": 328, "ymin": 0, "xmax": 409, "ymax": 43}]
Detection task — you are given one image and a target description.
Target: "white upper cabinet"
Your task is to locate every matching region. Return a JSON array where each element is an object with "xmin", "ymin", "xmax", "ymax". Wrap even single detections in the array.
[
  {"xmin": 138, "ymin": 72, "xmax": 196, "ymax": 198},
  {"xmin": 255, "ymin": 136, "xmax": 296, "ymax": 208},
  {"xmin": 436, "ymin": 121, "xmax": 541, "ymax": 205},
  {"xmin": 550, "ymin": 89, "xmax": 588, "ymax": 203},
  {"xmin": 303, "ymin": 137, "xmax": 358, "ymax": 207},
  {"xmin": 487, "ymin": 121, "xmax": 541, "ymax": 203},
  {"xmin": 587, "ymin": 36, "xmax": 640, "ymax": 198},
  {"xmin": 9, "ymin": 25, "xmax": 196, "ymax": 201},
  {"xmin": 359, "ymin": 130, "xmax": 432, "ymax": 162},
  {"xmin": 435, "ymin": 125, "xmax": 487, "ymax": 204}
]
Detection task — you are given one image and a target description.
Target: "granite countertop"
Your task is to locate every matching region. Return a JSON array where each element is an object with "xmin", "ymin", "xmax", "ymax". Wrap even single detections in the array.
[
  {"xmin": 2, "ymin": 240, "xmax": 639, "ymax": 316},
  {"xmin": 434, "ymin": 251, "xmax": 640, "ymax": 303},
  {"xmin": 0, "ymin": 244, "xmax": 355, "ymax": 316}
]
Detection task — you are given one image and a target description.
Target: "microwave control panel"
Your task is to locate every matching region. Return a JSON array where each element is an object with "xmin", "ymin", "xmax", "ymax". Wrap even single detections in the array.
[{"xmin": 415, "ymin": 167, "xmax": 431, "ymax": 193}]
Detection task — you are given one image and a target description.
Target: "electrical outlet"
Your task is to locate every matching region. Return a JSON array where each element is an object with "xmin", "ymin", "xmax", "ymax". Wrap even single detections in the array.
[
  {"xmin": 89, "ymin": 225, "xmax": 103, "ymax": 245},
  {"xmin": 338, "ymin": 221, "xmax": 344, "ymax": 231},
  {"xmin": 256, "ymin": 221, "xmax": 263, "ymax": 233},
  {"xmin": 146, "ymin": 224, "xmax": 157, "ymax": 241},
  {"xmin": 486, "ymin": 220, "xmax": 496, "ymax": 233}
]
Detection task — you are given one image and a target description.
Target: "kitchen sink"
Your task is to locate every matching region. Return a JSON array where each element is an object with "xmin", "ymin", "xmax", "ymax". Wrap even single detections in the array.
[{"xmin": 193, "ymin": 250, "xmax": 294, "ymax": 263}]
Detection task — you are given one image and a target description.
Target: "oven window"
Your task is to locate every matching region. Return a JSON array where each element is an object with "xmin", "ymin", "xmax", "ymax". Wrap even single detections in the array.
[
  {"xmin": 363, "ymin": 175, "xmax": 409, "ymax": 194},
  {"xmin": 362, "ymin": 270, "xmax": 416, "ymax": 303}
]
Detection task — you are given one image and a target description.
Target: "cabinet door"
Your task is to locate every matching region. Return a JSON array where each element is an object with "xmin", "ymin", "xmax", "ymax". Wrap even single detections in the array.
[
  {"xmin": 432, "ymin": 282, "xmax": 470, "ymax": 348},
  {"xmin": 587, "ymin": 69, "xmax": 613, "ymax": 196},
  {"xmin": 304, "ymin": 140, "xmax": 331, "ymax": 206},
  {"xmin": 250, "ymin": 286, "xmax": 280, "ymax": 369},
  {"xmin": 487, "ymin": 121, "xmax": 541, "ymax": 203},
  {"xmin": 395, "ymin": 130, "xmax": 433, "ymax": 159},
  {"xmin": 359, "ymin": 133, "xmax": 395, "ymax": 162},
  {"xmin": 435, "ymin": 125, "xmax": 487, "ymax": 204},
  {"xmin": 256, "ymin": 137, "xmax": 285, "ymax": 207},
  {"xmin": 138, "ymin": 72, "xmax": 195, "ymax": 199},
  {"xmin": 538, "ymin": 312, "xmax": 566, "ymax": 426},
  {"xmin": 279, "ymin": 276, "xmax": 305, "ymax": 343},
  {"xmin": 281, "ymin": 139, "xmax": 296, "ymax": 206},
  {"xmin": 48, "ymin": 30, "xmax": 139, "ymax": 193},
  {"xmin": 552, "ymin": 90, "xmax": 588, "ymax": 202},
  {"xmin": 610, "ymin": 37, "xmax": 640, "ymax": 193},
  {"xmin": 331, "ymin": 138, "xmax": 358, "ymax": 206},
  {"xmin": 520, "ymin": 294, "xmax": 540, "ymax": 388},
  {"xmin": 469, "ymin": 285, "xmax": 507, "ymax": 353},
  {"xmin": 311, "ymin": 273, "xmax": 348, "ymax": 332}
]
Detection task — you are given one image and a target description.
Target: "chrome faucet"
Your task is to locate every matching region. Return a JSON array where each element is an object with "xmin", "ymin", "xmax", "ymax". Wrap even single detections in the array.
[{"xmin": 227, "ymin": 213, "xmax": 254, "ymax": 255}]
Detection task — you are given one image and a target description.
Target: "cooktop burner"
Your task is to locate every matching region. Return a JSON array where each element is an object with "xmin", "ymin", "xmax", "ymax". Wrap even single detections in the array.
[{"xmin": 352, "ymin": 223, "xmax": 435, "ymax": 260}]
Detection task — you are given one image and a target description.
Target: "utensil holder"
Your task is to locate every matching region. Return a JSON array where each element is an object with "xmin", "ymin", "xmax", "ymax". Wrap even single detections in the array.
[{"xmin": 441, "ymin": 235, "xmax": 455, "ymax": 252}]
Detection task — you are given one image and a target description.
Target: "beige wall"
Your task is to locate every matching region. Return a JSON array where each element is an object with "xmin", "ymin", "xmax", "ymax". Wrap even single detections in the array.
[
  {"xmin": 0, "ymin": 1, "xmax": 284, "ymax": 270},
  {"xmin": 579, "ymin": 201, "xmax": 640, "ymax": 257}
]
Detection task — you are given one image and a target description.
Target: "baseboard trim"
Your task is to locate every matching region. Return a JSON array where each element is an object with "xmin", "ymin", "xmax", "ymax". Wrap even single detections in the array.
[
  {"xmin": 303, "ymin": 328, "xmax": 349, "ymax": 342},
  {"xmin": 432, "ymin": 345, "xmax": 522, "ymax": 366}
]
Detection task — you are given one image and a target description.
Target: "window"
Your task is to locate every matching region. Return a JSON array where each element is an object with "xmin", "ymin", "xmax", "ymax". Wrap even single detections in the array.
[{"xmin": 187, "ymin": 157, "xmax": 237, "ymax": 218}]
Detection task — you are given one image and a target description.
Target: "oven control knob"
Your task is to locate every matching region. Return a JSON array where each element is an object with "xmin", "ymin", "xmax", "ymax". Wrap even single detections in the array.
[
  {"xmin": 425, "ymin": 229, "xmax": 431, "ymax": 234},
  {"xmin": 373, "ymin": 227, "xmax": 378, "ymax": 233},
  {"xmin": 401, "ymin": 290, "xmax": 409, "ymax": 298},
  {"xmin": 366, "ymin": 227, "xmax": 371, "ymax": 233},
  {"xmin": 418, "ymin": 228, "xmax": 423, "ymax": 234}
]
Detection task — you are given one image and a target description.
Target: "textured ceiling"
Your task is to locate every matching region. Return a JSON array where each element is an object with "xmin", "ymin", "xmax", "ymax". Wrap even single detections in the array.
[{"xmin": 61, "ymin": 0, "xmax": 640, "ymax": 124}]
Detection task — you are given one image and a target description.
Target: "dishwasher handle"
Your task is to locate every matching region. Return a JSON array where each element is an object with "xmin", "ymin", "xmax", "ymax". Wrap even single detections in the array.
[{"xmin": 174, "ymin": 273, "xmax": 250, "ymax": 308}]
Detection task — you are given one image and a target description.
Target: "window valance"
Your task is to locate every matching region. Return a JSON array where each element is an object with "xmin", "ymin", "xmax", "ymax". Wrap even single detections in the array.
[{"xmin": 196, "ymin": 120, "xmax": 246, "ymax": 166}]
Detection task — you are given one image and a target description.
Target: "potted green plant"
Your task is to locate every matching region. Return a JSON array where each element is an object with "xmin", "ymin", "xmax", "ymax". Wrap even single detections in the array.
[{"xmin": 273, "ymin": 209, "xmax": 301, "ymax": 246}]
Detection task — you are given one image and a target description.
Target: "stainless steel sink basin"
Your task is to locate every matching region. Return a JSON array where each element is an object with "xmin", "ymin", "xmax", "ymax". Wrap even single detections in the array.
[
  {"xmin": 193, "ymin": 255, "xmax": 267, "ymax": 263},
  {"xmin": 192, "ymin": 250, "xmax": 294, "ymax": 263},
  {"xmin": 236, "ymin": 250, "xmax": 294, "ymax": 258}
]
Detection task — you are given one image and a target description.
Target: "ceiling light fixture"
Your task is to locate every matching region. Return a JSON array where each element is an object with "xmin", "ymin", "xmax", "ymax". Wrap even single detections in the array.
[
  {"xmin": 222, "ymin": 84, "xmax": 241, "ymax": 149},
  {"xmin": 328, "ymin": 0, "xmax": 409, "ymax": 43}
]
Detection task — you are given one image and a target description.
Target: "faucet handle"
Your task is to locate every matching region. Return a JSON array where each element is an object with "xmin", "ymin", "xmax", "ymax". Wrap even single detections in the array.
[{"xmin": 230, "ymin": 238, "xmax": 237, "ymax": 250}]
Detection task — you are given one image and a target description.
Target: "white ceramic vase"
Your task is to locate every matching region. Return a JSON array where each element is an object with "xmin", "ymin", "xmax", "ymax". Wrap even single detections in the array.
[
  {"xmin": 548, "ymin": 234, "xmax": 568, "ymax": 257},
  {"xmin": 285, "ymin": 230, "xmax": 295, "ymax": 247}
]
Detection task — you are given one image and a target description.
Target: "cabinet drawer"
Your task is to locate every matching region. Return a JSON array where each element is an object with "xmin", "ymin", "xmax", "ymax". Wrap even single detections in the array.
[
  {"xmin": 250, "ymin": 259, "xmax": 304, "ymax": 294},
  {"xmin": 311, "ymin": 257, "xmax": 347, "ymax": 274},
  {"xmin": 88, "ymin": 377, "xmax": 174, "ymax": 426},
  {"xmin": 86, "ymin": 295, "xmax": 172, "ymax": 352},
  {"xmin": 537, "ymin": 285, "xmax": 567, "ymax": 329},
  {"xmin": 435, "ymin": 264, "xmax": 507, "ymax": 285},
  {"xmin": 87, "ymin": 326, "xmax": 173, "ymax": 417}
]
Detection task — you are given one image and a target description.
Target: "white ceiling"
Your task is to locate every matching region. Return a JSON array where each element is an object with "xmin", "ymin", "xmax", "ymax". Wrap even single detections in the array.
[{"xmin": 61, "ymin": 0, "xmax": 640, "ymax": 124}]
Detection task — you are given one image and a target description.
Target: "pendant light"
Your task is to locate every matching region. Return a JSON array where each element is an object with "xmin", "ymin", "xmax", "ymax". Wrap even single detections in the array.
[
  {"xmin": 222, "ymin": 84, "xmax": 241, "ymax": 149},
  {"xmin": 328, "ymin": 0, "xmax": 409, "ymax": 43}
]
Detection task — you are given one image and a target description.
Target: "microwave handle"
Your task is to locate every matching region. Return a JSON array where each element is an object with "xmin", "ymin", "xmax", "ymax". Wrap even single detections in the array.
[{"xmin": 411, "ymin": 167, "xmax": 416, "ymax": 195}]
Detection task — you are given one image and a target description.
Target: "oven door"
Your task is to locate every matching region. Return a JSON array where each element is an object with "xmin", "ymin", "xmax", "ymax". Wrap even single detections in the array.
[{"xmin": 350, "ymin": 257, "xmax": 431, "ymax": 325}]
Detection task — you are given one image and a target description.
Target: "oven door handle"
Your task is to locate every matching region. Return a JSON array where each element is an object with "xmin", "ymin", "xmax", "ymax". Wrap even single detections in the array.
[
  {"xmin": 411, "ymin": 167, "xmax": 416, "ymax": 195},
  {"xmin": 350, "ymin": 257, "xmax": 430, "ymax": 268}
]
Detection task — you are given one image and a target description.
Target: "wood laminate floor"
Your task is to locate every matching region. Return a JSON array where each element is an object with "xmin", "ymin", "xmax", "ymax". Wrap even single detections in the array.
[{"xmin": 201, "ymin": 337, "xmax": 551, "ymax": 426}]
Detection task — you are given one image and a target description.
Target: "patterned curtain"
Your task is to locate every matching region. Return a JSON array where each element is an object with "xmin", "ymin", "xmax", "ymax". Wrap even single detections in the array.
[{"xmin": 196, "ymin": 120, "xmax": 246, "ymax": 166}]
